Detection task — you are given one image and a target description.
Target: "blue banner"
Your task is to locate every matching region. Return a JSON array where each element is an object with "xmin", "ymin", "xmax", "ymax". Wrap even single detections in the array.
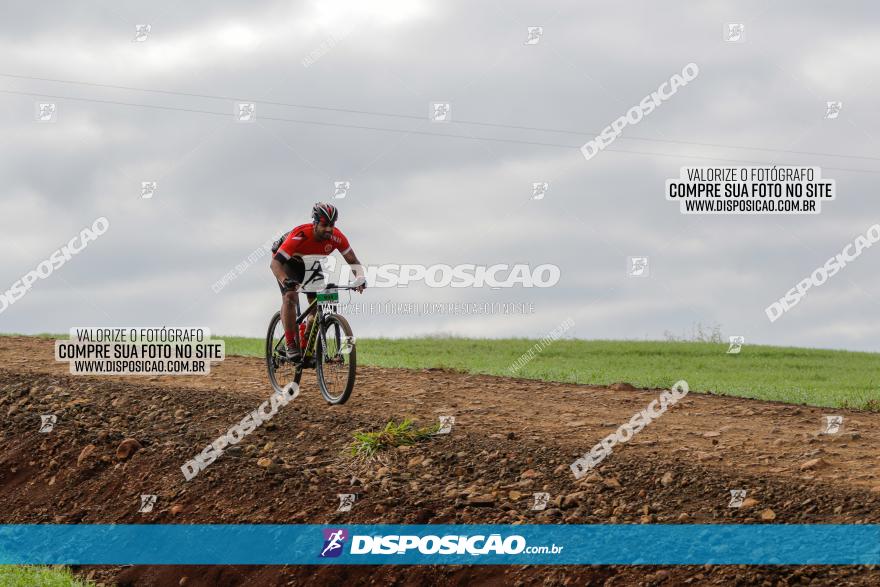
[{"xmin": 1, "ymin": 525, "xmax": 878, "ymax": 565}]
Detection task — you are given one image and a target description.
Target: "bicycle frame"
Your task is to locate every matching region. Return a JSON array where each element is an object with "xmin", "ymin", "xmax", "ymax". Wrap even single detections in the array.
[
  {"xmin": 294, "ymin": 298, "xmax": 322, "ymax": 360},
  {"xmin": 293, "ymin": 284, "xmax": 357, "ymax": 360}
]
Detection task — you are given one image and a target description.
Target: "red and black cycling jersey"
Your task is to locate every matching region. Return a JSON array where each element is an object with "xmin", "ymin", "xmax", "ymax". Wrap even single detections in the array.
[{"xmin": 272, "ymin": 223, "xmax": 351, "ymax": 263}]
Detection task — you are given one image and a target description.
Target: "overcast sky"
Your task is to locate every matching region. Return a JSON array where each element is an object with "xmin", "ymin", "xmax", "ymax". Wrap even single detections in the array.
[{"xmin": 1, "ymin": 0, "xmax": 878, "ymax": 351}]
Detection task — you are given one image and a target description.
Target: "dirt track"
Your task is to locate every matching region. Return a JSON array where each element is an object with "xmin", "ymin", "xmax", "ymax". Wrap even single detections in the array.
[{"xmin": 1, "ymin": 336, "xmax": 879, "ymax": 586}]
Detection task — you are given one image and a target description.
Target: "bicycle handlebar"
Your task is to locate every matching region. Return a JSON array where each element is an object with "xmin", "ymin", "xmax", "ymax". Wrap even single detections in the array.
[{"xmin": 323, "ymin": 282, "xmax": 362, "ymax": 291}]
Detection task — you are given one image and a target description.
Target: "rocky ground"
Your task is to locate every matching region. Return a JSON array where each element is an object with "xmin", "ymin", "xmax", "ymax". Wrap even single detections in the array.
[{"xmin": 1, "ymin": 336, "xmax": 878, "ymax": 586}]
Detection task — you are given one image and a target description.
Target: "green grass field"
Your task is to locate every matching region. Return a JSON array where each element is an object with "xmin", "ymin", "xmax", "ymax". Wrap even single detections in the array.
[
  {"xmin": 7, "ymin": 333, "xmax": 880, "ymax": 410},
  {"xmin": 222, "ymin": 336, "xmax": 880, "ymax": 411},
  {"xmin": 0, "ymin": 565, "xmax": 92, "ymax": 586}
]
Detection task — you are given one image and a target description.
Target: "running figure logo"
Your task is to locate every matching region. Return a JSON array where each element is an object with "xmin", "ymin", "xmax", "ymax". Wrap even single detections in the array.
[
  {"xmin": 430, "ymin": 102, "xmax": 451, "ymax": 122},
  {"xmin": 821, "ymin": 415, "xmax": 843, "ymax": 435},
  {"xmin": 301, "ymin": 259, "xmax": 327, "ymax": 293},
  {"xmin": 627, "ymin": 256, "xmax": 649, "ymax": 277},
  {"xmin": 337, "ymin": 494, "xmax": 356, "ymax": 512},
  {"xmin": 139, "ymin": 494, "xmax": 158, "ymax": 513},
  {"xmin": 39, "ymin": 414, "xmax": 57, "ymax": 433},
  {"xmin": 728, "ymin": 489, "xmax": 747, "ymax": 508},
  {"xmin": 524, "ymin": 27, "xmax": 543, "ymax": 45},
  {"xmin": 133, "ymin": 24, "xmax": 151, "ymax": 42},
  {"xmin": 141, "ymin": 181, "xmax": 157, "ymax": 199},
  {"xmin": 824, "ymin": 101, "xmax": 842, "ymax": 119},
  {"xmin": 436, "ymin": 415, "xmax": 455, "ymax": 435},
  {"xmin": 319, "ymin": 528, "xmax": 349, "ymax": 558},
  {"xmin": 727, "ymin": 336, "xmax": 744, "ymax": 354},
  {"xmin": 236, "ymin": 103, "xmax": 256, "ymax": 122},
  {"xmin": 532, "ymin": 492, "xmax": 550, "ymax": 510},
  {"xmin": 725, "ymin": 23, "xmax": 744, "ymax": 42},
  {"xmin": 532, "ymin": 182, "xmax": 549, "ymax": 200},
  {"xmin": 333, "ymin": 181, "xmax": 351, "ymax": 199},
  {"xmin": 36, "ymin": 103, "xmax": 57, "ymax": 122}
]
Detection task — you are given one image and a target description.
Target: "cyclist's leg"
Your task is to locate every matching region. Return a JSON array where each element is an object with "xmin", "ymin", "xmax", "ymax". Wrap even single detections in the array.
[
  {"xmin": 280, "ymin": 290, "xmax": 299, "ymax": 349},
  {"xmin": 278, "ymin": 258, "xmax": 306, "ymax": 353}
]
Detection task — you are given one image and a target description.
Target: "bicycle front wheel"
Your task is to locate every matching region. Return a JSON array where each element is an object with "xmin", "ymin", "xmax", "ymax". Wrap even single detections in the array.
[{"xmin": 316, "ymin": 313, "xmax": 356, "ymax": 404}]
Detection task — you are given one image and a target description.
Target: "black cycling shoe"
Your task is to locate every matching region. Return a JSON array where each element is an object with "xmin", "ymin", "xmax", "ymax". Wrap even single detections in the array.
[{"xmin": 284, "ymin": 345, "xmax": 302, "ymax": 363}]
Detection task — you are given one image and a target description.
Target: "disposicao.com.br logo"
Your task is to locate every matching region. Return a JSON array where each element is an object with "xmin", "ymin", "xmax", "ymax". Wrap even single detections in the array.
[{"xmin": 319, "ymin": 529, "xmax": 562, "ymax": 558}]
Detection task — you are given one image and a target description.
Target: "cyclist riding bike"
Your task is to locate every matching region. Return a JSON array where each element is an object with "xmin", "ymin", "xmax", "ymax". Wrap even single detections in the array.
[{"xmin": 269, "ymin": 202, "xmax": 365, "ymax": 362}]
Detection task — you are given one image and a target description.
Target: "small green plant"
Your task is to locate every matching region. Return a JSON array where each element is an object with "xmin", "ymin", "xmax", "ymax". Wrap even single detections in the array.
[{"xmin": 349, "ymin": 418, "xmax": 440, "ymax": 457}]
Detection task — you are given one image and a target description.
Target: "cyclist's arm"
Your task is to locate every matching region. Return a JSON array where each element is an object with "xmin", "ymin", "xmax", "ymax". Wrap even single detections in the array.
[{"xmin": 342, "ymin": 249, "xmax": 365, "ymax": 283}]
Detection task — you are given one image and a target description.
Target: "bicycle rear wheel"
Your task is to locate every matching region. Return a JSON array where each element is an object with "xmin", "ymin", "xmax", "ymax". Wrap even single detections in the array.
[
  {"xmin": 266, "ymin": 311, "xmax": 302, "ymax": 394},
  {"xmin": 316, "ymin": 313, "xmax": 356, "ymax": 404}
]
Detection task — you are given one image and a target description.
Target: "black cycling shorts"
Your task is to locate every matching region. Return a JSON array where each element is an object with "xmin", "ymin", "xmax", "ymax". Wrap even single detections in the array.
[
  {"xmin": 278, "ymin": 257, "xmax": 304, "ymax": 292},
  {"xmin": 277, "ymin": 257, "xmax": 316, "ymax": 301}
]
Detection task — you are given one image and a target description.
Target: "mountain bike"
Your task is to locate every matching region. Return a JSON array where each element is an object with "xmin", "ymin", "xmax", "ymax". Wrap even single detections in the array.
[{"xmin": 266, "ymin": 283, "xmax": 357, "ymax": 404}]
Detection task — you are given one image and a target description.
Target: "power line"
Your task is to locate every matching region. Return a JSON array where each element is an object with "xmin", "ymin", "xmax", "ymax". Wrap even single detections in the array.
[
  {"xmin": 1, "ymin": 88, "xmax": 576, "ymax": 149},
  {"xmin": 4, "ymin": 87, "xmax": 880, "ymax": 174},
  {"xmin": 3, "ymin": 71, "xmax": 880, "ymax": 163}
]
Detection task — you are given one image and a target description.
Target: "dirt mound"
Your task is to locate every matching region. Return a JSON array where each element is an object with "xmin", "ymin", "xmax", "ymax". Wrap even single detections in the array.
[{"xmin": 1, "ymin": 336, "xmax": 879, "ymax": 586}]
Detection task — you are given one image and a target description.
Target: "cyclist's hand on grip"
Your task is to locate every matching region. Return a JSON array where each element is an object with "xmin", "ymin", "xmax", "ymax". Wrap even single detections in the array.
[{"xmin": 353, "ymin": 276, "xmax": 366, "ymax": 293}]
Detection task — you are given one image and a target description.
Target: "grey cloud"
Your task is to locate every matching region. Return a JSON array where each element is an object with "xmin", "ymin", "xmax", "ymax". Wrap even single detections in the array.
[{"xmin": 1, "ymin": 0, "xmax": 878, "ymax": 351}]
